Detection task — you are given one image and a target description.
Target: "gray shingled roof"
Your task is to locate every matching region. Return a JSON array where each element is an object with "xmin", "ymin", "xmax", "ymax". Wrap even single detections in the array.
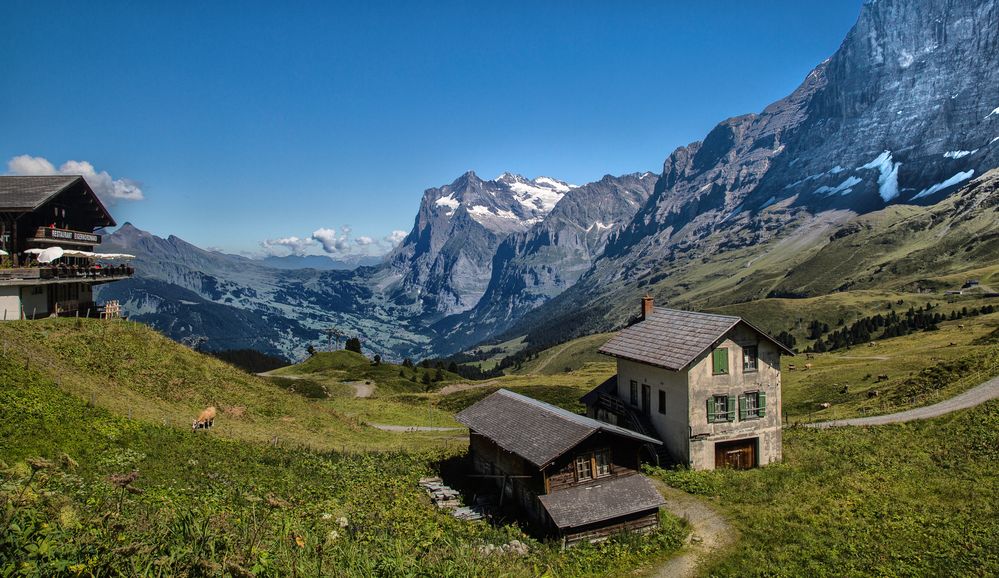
[
  {"xmin": 0, "ymin": 176, "xmax": 81, "ymax": 211},
  {"xmin": 538, "ymin": 474, "xmax": 665, "ymax": 529},
  {"xmin": 455, "ymin": 389, "xmax": 660, "ymax": 468},
  {"xmin": 598, "ymin": 308, "xmax": 792, "ymax": 371}
]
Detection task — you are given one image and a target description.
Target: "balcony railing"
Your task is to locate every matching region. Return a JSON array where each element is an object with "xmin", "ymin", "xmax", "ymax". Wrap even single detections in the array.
[{"xmin": 0, "ymin": 264, "xmax": 133, "ymax": 282}]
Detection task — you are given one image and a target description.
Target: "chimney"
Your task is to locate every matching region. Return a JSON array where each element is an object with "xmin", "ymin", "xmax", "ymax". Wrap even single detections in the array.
[{"xmin": 641, "ymin": 294, "xmax": 654, "ymax": 320}]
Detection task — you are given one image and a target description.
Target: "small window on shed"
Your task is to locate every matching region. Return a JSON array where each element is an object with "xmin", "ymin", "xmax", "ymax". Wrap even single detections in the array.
[
  {"xmin": 594, "ymin": 449, "xmax": 611, "ymax": 477},
  {"xmin": 575, "ymin": 454, "xmax": 593, "ymax": 481},
  {"xmin": 712, "ymin": 348, "xmax": 729, "ymax": 375}
]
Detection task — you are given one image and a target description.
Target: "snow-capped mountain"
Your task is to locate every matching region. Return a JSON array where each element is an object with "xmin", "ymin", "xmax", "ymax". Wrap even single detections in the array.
[
  {"xmin": 432, "ymin": 172, "xmax": 657, "ymax": 352},
  {"xmin": 383, "ymin": 171, "xmax": 576, "ymax": 317}
]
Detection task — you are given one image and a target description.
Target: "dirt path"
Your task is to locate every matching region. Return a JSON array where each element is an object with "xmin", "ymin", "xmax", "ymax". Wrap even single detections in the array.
[
  {"xmin": 256, "ymin": 371, "xmax": 305, "ymax": 378},
  {"xmin": 646, "ymin": 480, "xmax": 736, "ymax": 578},
  {"xmin": 258, "ymin": 371, "xmax": 374, "ymax": 399},
  {"xmin": 837, "ymin": 355, "xmax": 890, "ymax": 361},
  {"xmin": 531, "ymin": 341, "xmax": 574, "ymax": 374},
  {"xmin": 438, "ymin": 380, "xmax": 500, "ymax": 396},
  {"xmin": 366, "ymin": 423, "xmax": 464, "ymax": 432},
  {"xmin": 806, "ymin": 374, "xmax": 999, "ymax": 428},
  {"xmin": 346, "ymin": 381, "xmax": 374, "ymax": 398}
]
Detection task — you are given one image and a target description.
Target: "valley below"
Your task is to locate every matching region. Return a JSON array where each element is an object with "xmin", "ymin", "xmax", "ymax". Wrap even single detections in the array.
[{"xmin": 5, "ymin": 0, "xmax": 999, "ymax": 575}]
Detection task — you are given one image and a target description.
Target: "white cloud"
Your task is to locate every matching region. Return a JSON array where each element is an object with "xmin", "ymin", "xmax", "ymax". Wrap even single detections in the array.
[
  {"xmin": 311, "ymin": 227, "xmax": 350, "ymax": 253},
  {"xmin": 6, "ymin": 154, "xmax": 144, "ymax": 202},
  {"xmin": 384, "ymin": 230, "xmax": 407, "ymax": 245},
  {"xmin": 260, "ymin": 236, "xmax": 315, "ymax": 256},
  {"xmin": 263, "ymin": 226, "xmax": 402, "ymax": 257}
]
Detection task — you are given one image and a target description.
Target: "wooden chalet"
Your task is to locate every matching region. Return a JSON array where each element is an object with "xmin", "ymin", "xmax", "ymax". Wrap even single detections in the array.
[
  {"xmin": 0, "ymin": 176, "xmax": 133, "ymax": 319},
  {"xmin": 455, "ymin": 389, "xmax": 666, "ymax": 546}
]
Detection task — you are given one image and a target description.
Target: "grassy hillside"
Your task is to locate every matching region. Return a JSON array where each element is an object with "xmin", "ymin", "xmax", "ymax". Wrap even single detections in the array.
[
  {"xmin": 512, "ymin": 332, "xmax": 615, "ymax": 376},
  {"xmin": 651, "ymin": 400, "xmax": 999, "ymax": 576},
  {"xmin": 781, "ymin": 311, "xmax": 999, "ymax": 421},
  {"xmin": 0, "ymin": 319, "xmax": 450, "ymax": 452},
  {"xmin": 268, "ymin": 350, "xmax": 465, "ymax": 394},
  {"xmin": 0, "ymin": 357, "xmax": 686, "ymax": 576}
]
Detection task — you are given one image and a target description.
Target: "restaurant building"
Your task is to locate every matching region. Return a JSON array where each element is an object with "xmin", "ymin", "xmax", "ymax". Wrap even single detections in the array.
[{"xmin": 0, "ymin": 176, "xmax": 133, "ymax": 319}]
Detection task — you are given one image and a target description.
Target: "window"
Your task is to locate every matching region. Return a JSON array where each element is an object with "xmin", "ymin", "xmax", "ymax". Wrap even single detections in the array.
[
  {"xmin": 575, "ymin": 454, "xmax": 593, "ymax": 481},
  {"xmin": 658, "ymin": 390, "xmax": 666, "ymax": 414},
  {"xmin": 739, "ymin": 391, "xmax": 767, "ymax": 420},
  {"xmin": 707, "ymin": 394, "xmax": 736, "ymax": 423},
  {"xmin": 712, "ymin": 348, "xmax": 729, "ymax": 375},
  {"xmin": 743, "ymin": 345, "xmax": 758, "ymax": 372},
  {"xmin": 594, "ymin": 449, "xmax": 611, "ymax": 477},
  {"xmin": 629, "ymin": 380, "xmax": 638, "ymax": 406}
]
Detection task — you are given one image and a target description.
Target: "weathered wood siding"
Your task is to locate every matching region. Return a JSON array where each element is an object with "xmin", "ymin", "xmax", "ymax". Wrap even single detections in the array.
[
  {"xmin": 543, "ymin": 432, "xmax": 640, "ymax": 493},
  {"xmin": 468, "ymin": 431, "xmax": 546, "ymax": 525},
  {"xmin": 562, "ymin": 509, "xmax": 660, "ymax": 546}
]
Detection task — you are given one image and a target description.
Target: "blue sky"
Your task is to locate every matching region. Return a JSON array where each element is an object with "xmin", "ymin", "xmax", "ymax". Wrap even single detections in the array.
[{"xmin": 2, "ymin": 0, "xmax": 863, "ymax": 257}]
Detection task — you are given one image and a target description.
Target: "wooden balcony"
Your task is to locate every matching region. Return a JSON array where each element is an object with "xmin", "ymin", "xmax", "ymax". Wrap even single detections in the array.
[{"xmin": 0, "ymin": 264, "xmax": 133, "ymax": 284}]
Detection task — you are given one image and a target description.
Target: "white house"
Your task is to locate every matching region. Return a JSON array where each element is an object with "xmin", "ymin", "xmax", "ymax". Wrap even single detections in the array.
[{"xmin": 582, "ymin": 297, "xmax": 792, "ymax": 470}]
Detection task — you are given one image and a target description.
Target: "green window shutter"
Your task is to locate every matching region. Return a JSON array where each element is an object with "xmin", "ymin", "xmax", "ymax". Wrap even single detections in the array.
[
  {"xmin": 758, "ymin": 391, "xmax": 767, "ymax": 417},
  {"xmin": 738, "ymin": 395, "xmax": 747, "ymax": 421},
  {"xmin": 727, "ymin": 395, "xmax": 736, "ymax": 421},
  {"xmin": 706, "ymin": 397, "xmax": 716, "ymax": 423},
  {"xmin": 712, "ymin": 348, "xmax": 729, "ymax": 374}
]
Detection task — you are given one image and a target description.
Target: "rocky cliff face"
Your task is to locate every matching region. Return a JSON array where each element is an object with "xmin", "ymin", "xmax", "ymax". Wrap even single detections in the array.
[
  {"xmin": 383, "ymin": 171, "xmax": 574, "ymax": 317},
  {"xmin": 433, "ymin": 172, "xmax": 657, "ymax": 351},
  {"xmin": 507, "ymin": 0, "xmax": 999, "ymax": 345}
]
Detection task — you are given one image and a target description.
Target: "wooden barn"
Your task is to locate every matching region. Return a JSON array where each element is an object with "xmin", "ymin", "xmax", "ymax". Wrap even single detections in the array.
[{"xmin": 455, "ymin": 389, "xmax": 666, "ymax": 546}]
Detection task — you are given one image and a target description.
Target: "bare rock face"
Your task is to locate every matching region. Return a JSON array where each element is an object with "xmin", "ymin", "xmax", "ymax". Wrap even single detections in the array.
[
  {"xmin": 384, "ymin": 171, "xmax": 575, "ymax": 317},
  {"xmin": 432, "ymin": 172, "xmax": 657, "ymax": 351},
  {"xmin": 509, "ymin": 0, "xmax": 999, "ymax": 345}
]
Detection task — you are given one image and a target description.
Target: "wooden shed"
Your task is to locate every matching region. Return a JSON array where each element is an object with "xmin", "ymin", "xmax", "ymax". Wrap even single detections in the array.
[{"xmin": 455, "ymin": 389, "xmax": 666, "ymax": 546}]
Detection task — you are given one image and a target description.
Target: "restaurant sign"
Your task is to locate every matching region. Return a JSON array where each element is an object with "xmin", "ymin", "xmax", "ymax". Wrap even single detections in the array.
[{"xmin": 42, "ymin": 228, "xmax": 101, "ymax": 244}]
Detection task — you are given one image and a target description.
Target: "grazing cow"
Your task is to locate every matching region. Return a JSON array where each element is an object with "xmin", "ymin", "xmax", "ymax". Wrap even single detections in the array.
[
  {"xmin": 788, "ymin": 364, "xmax": 796, "ymax": 371},
  {"xmin": 840, "ymin": 385, "xmax": 849, "ymax": 394},
  {"xmin": 806, "ymin": 353, "xmax": 815, "ymax": 360},
  {"xmin": 193, "ymin": 406, "xmax": 217, "ymax": 431},
  {"xmin": 804, "ymin": 363, "xmax": 813, "ymax": 371},
  {"xmin": 876, "ymin": 374, "xmax": 889, "ymax": 382},
  {"xmin": 817, "ymin": 402, "xmax": 831, "ymax": 409},
  {"xmin": 868, "ymin": 390, "xmax": 880, "ymax": 398}
]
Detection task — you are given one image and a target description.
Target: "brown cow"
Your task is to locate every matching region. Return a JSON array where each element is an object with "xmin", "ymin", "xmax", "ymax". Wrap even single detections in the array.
[{"xmin": 193, "ymin": 406, "xmax": 217, "ymax": 431}]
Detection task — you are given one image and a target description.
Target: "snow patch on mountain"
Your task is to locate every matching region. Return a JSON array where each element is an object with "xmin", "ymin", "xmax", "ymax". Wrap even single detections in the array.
[
  {"xmin": 815, "ymin": 176, "xmax": 862, "ymax": 196},
  {"xmin": 859, "ymin": 151, "xmax": 901, "ymax": 201},
  {"xmin": 435, "ymin": 193, "xmax": 460, "ymax": 216},
  {"xmin": 985, "ymin": 106, "xmax": 999, "ymax": 120},
  {"xmin": 911, "ymin": 170, "xmax": 975, "ymax": 200},
  {"xmin": 944, "ymin": 150, "xmax": 977, "ymax": 159}
]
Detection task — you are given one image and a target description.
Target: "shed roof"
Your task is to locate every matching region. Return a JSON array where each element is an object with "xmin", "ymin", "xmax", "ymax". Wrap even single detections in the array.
[
  {"xmin": 455, "ymin": 389, "xmax": 660, "ymax": 468},
  {"xmin": 598, "ymin": 308, "xmax": 793, "ymax": 371},
  {"xmin": 0, "ymin": 176, "xmax": 115, "ymax": 226},
  {"xmin": 538, "ymin": 474, "xmax": 665, "ymax": 529}
]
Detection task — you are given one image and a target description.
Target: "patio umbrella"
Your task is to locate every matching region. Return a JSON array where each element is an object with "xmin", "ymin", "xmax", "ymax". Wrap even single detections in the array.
[
  {"xmin": 23, "ymin": 248, "xmax": 45, "ymax": 255},
  {"xmin": 37, "ymin": 246, "xmax": 65, "ymax": 264},
  {"xmin": 0, "ymin": 249, "xmax": 7, "ymax": 256}
]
